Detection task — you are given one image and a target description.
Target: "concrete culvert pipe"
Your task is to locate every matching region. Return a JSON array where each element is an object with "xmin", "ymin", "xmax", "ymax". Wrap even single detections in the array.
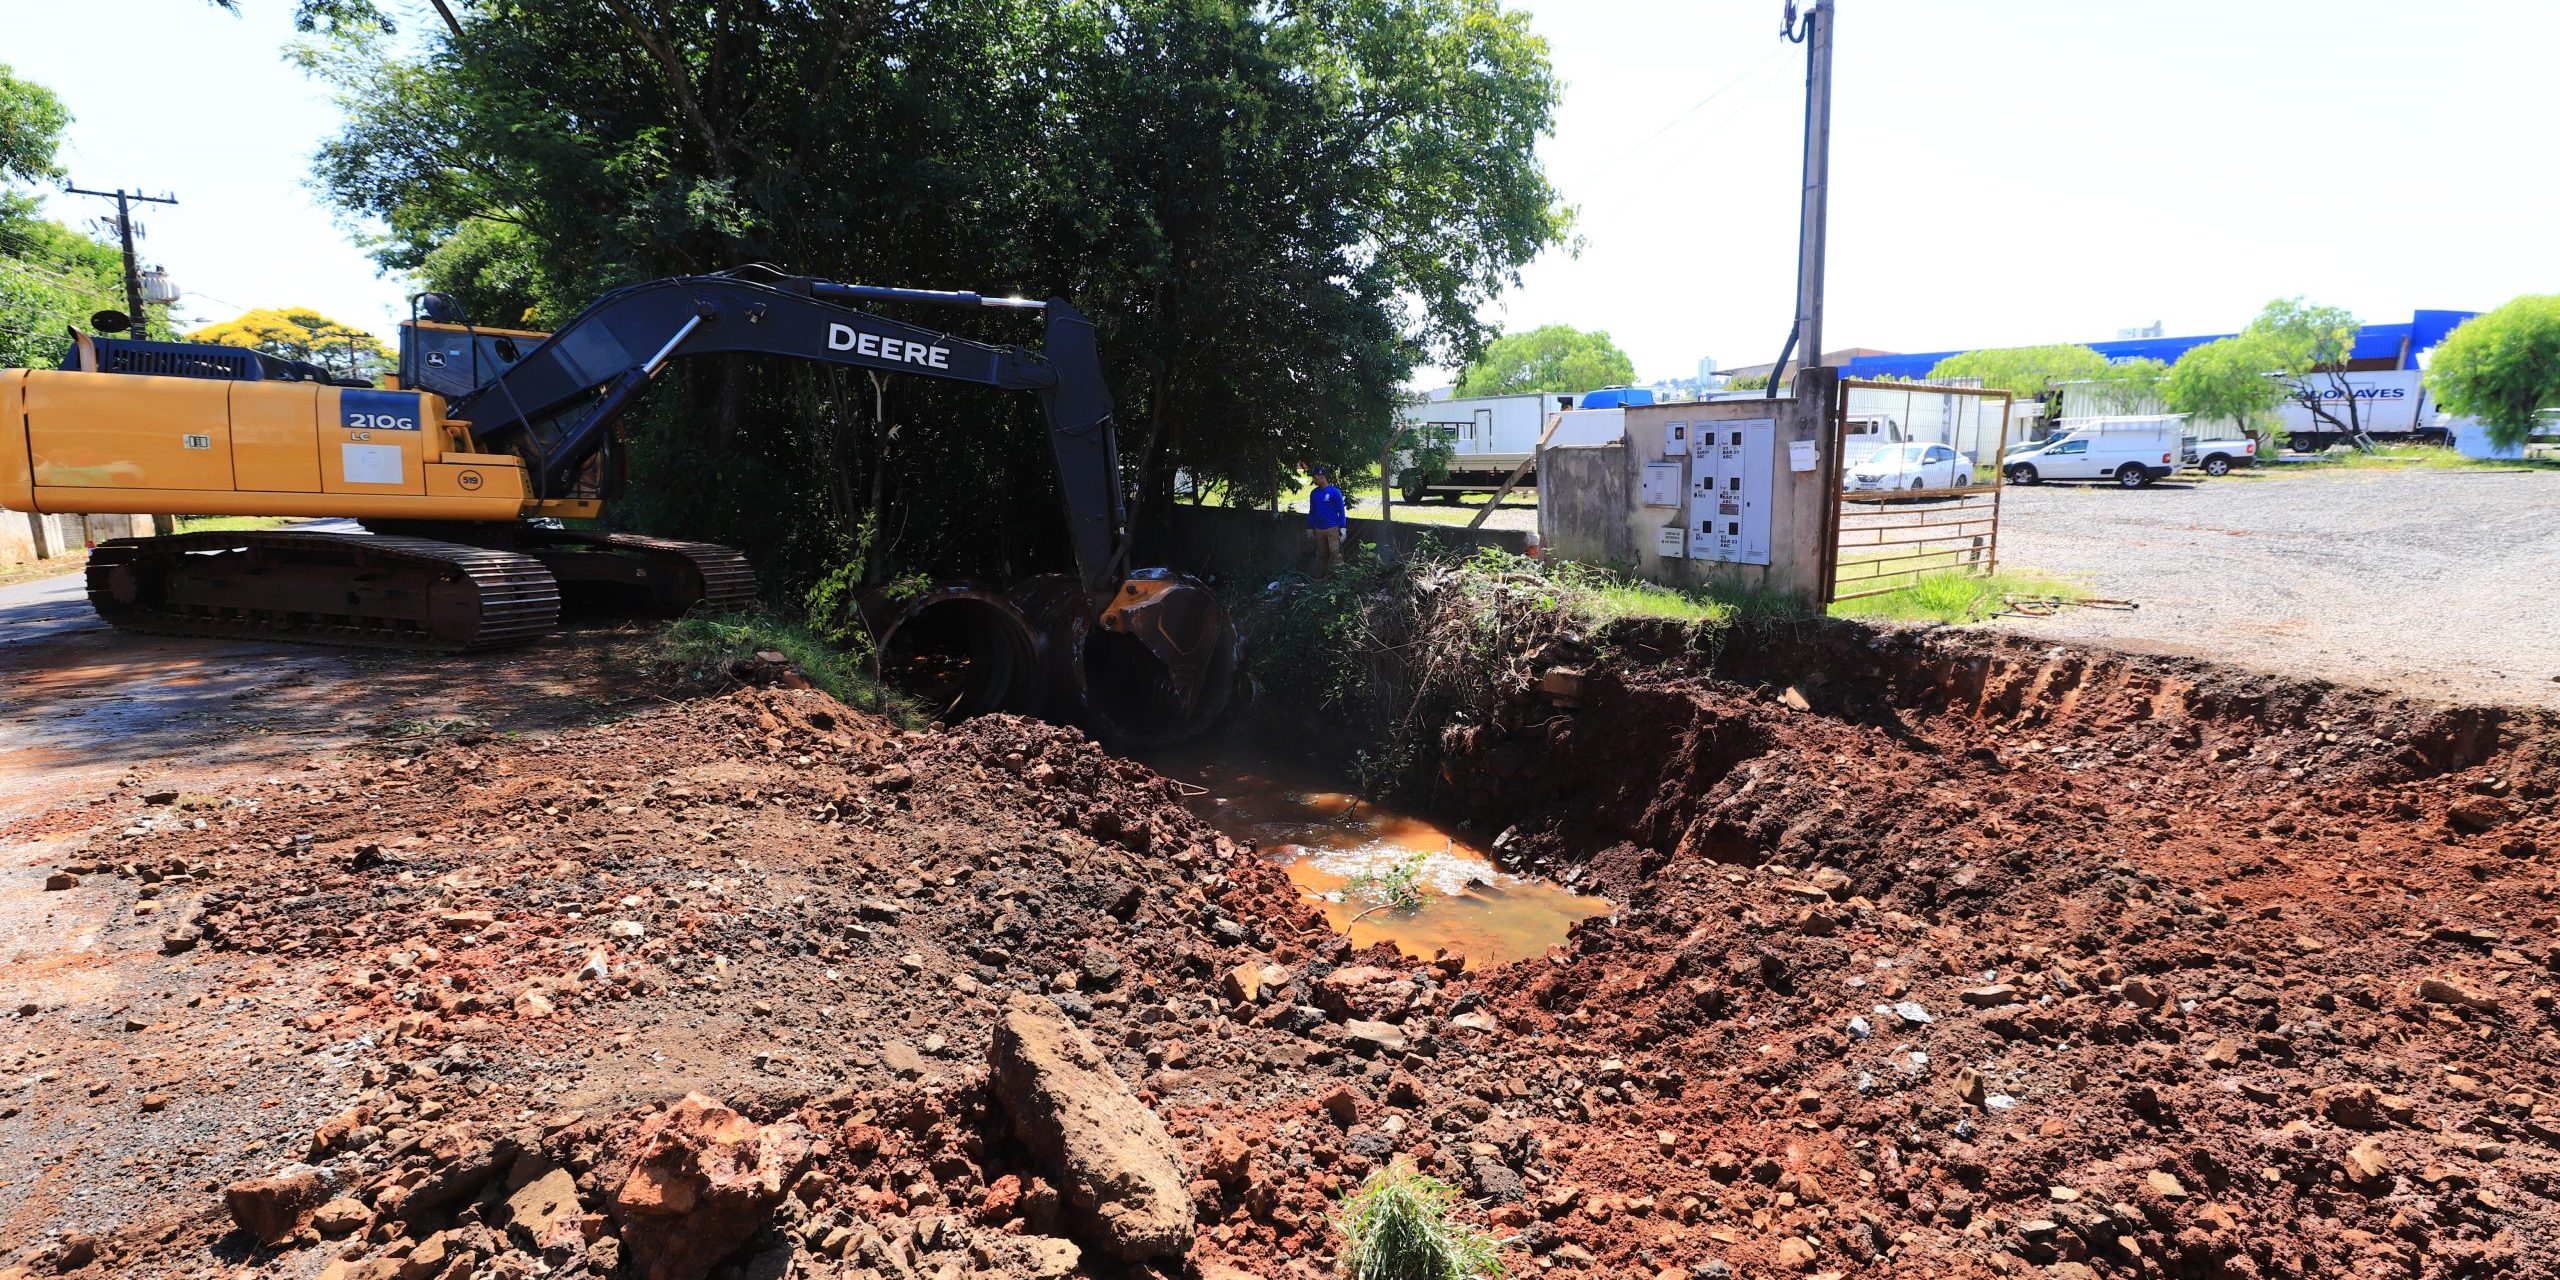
[
  {"xmin": 1012, "ymin": 569, "xmax": 1240, "ymax": 749},
  {"xmin": 860, "ymin": 584, "xmax": 1044, "ymax": 722}
]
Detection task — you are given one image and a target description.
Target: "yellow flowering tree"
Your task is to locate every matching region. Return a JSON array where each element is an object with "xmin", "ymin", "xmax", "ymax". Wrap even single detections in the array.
[{"xmin": 188, "ymin": 308, "xmax": 391, "ymax": 384}]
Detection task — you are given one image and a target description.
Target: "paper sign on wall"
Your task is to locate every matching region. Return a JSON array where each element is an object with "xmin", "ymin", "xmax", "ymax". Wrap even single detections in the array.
[
  {"xmin": 1641, "ymin": 461, "xmax": 1681, "ymax": 507},
  {"xmin": 1656, "ymin": 525, "xmax": 1687, "ymax": 558},
  {"xmin": 1789, "ymin": 439, "xmax": 1818, "ymax": 472}
]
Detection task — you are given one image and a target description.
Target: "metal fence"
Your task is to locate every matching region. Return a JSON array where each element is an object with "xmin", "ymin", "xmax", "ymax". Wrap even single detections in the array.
[{"xmin": 1823, "ymin": 380, "xmax": 2014, "ymax": 602}]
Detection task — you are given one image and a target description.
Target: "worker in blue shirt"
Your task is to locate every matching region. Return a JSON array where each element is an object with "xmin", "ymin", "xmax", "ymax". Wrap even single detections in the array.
[{"xmin": 1306, "ymin": 464, "xmax": 1348, "ymax": 573}]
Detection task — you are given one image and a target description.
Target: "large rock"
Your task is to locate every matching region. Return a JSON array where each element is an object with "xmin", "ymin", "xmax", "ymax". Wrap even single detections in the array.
[
  {"xmin": 224, "ymin": 1163, "xmax": 337, "ymax": 1245},
  {"xmin": 611, "ymin": 1093, "xmax": 813, "ymax": 1280},
  {"xmin": 988, "ymin": 993, "xmax": 1194, "ymax": 1261},
  {"xmin": 1315, "ymin": 965, "xmax": 1419, "ymax": 1022}
]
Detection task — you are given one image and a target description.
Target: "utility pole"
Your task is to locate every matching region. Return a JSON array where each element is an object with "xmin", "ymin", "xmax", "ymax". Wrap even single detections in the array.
[
  {"xmin": 1768, "ymin": 1, "xmax": 1834, "ymax": 396},
  {"xmin": 64, "ymin": 185, "xmax": 179, "ymax": 337}
]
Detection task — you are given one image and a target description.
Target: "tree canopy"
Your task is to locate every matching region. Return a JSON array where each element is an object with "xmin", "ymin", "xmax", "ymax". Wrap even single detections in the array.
[
  {"xmin": 188, "ymin": 307, "xmax": 391, "ymax": 383},
  {"xmin": 2164, "ymin": 335, "xmax": 2288, "ymax": 442},
  {"xmin": 1453, "ymin": 324, "xmax": 1635, "ymax": 397},
  {"xmin": 2426, "ymin": 295, "xmax": 2560, "ymax": 449},
  {"xmin": 299, "ymin": 0, "xmax": 1568, "ymax": 597},
  {"xmin": 1925, "ymin": 344, "xmax": 2110, "ymax": 399},
  {"xmin": 0, "ymin": 64, "xmax": 127, "ymax": 371},
  {"xmin": 0, "ymin": 62, "xmax": 69, "ymax": 191},
  {"xmin": 2242, "ymin": 296, "xmax": 2372, "ymax": 446}
]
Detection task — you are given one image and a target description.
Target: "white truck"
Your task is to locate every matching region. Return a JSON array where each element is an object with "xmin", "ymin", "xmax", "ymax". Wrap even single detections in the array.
[
  {"xmin": 1391, "ymin": 391, "xmax": 1575, "ymax": 501},
  {"xmin": 2181, "ymin": 432, "xmax": 2259, "ymax": 476},
  {"xmin": 2002, "ymin": 415, "xmax": 2186, "ymax": 488}
]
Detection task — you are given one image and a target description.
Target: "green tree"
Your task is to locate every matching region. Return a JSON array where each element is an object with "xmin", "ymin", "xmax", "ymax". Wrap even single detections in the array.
[
  {"xmin": 188, "ymin": 307, "xmax": 392, "ymax": 383},
  {"xmin": 2165, "ymin": 334, "xmax": 2288, "ymax": 448},
  {"xmin": 0, "ymin": 64, "xmax": 127, "ymax": 371},
  {"xmin": 1453, "ymin": 324, "xmax": 1635, "ymax": 396},
  {"xmin": 0, "ymin": 219, "xmax": 125, "ymax": 371},
  {"xmin": 2426, "ymin": 295, "xmax": 2560, "ymax": 449},
  {"xmin": 0, "ymin": 62, "xmax": 69, "ymax": 192},
  {"xmin": 297, "ymin": 1, "xmax": 1568, "ymax": 595},
  {"xmin": 2243, "ymin": 297, "xmax": 2371, "ymax": 449},
  {"xmin": 1925, "ymin": 344, "xmax": 2110, "ymax": 399}
]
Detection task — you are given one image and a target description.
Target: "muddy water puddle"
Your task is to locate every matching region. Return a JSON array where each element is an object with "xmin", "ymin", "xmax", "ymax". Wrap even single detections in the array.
[{"xmin": 1148, "ymin": 742, "xmax": 1611, "ymax": 969}]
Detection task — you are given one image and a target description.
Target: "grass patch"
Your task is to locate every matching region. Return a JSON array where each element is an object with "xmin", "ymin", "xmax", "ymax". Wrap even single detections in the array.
[
  {"xmin": 1334, "ymin": 1158, "xmax": 1506, "ymax": 1280},
  {"xmin": 2321, "ymin": 444, "xmax": 2560, "ymax": 473},
  {"xmin": 654, "ymin": 606, "xmax": 923, "ymax": 727},
  {"xmin": 1830, "ymin": 568, "xmax": 2087, "ymax": 624},
  {"xmin": 174, "ymin": 515, "xmax": 294, "ymax": 533}
]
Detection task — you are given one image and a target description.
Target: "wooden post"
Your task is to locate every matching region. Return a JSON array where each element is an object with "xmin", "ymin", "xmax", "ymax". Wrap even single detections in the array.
[{"xmin": 1466, "ymin": 412, "xmax": 1565, "ymax": 531}]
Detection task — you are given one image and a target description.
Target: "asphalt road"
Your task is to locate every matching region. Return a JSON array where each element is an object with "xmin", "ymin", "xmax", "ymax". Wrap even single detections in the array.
[{"xmin": 1991, "ymin": 466, "xmax": 2560, "ymax": 710}]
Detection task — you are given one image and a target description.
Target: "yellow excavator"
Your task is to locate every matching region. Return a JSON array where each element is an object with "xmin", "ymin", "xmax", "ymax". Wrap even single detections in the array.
[{"xmin": 1, "ymin": 267, "xmax": 1235, "ymax": 742}]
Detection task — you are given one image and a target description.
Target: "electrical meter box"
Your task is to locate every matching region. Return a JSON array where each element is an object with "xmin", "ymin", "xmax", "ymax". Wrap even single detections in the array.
[{"xmin": 1685, "ymin": 417, "xmax": 1775, "ymax": 566}]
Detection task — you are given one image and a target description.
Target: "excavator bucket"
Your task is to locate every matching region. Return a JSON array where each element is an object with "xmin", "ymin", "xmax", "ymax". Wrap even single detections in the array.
[{"xmin": 1011, "ymin": 571, "xmax": 1239, "ymax": 748}]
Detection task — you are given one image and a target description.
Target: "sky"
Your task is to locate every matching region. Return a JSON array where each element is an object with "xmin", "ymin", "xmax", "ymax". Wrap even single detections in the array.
[{"xmin": 10, "ymin": 0, "xmax": 2558, "ymax": 381}]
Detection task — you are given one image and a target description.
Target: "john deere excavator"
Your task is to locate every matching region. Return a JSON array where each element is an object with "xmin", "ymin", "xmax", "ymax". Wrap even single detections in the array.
[{"xmin": 1, "ymin": 267, "xmax": 1236, "ymax": 742}]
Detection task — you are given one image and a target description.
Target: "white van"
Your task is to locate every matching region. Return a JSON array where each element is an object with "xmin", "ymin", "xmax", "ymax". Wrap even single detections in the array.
[{"xmin": 2003, "ymin": 415, "xmax": 2185, "ymax": 489}]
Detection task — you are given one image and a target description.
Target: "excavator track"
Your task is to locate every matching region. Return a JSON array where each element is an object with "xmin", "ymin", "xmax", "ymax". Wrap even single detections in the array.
[
  {"xmin": 513, "ymin": 529, "xmax": 758, "ymax": 614},
  {"xmin": 85, "ymin": 531, "xmax": 560, "ymax": 651}
]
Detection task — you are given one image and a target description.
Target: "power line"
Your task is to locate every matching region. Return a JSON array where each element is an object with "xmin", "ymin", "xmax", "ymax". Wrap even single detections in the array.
[{"xmin": 1562, "ymin": 43, "xmax": 1790, "ymax": 188}]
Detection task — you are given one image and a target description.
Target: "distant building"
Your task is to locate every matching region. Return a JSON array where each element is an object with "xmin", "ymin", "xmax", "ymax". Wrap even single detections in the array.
[
  {"xmin": 1716, "ymin": 347, "xmax": 1899, "ymax": 384},
  {"xmin": 2117, "ymin": 321, "xmax": 2164, "ymax": 340},
  {"xmin": 1839, "ymin": 310, "xmax": 2474, "ymax": 381}
]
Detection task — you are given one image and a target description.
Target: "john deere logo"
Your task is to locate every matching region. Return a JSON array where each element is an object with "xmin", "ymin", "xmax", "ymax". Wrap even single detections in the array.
[{"xmin": 458, "ymin": 470, "xmax": 484, "ymax": 491}]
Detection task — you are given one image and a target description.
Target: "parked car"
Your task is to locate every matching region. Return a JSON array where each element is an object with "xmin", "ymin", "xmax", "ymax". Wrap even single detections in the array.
[
  {"xmin": 2182, "ymin": 434, "xmax": 2259, "ymax": 476},
  {"xmin": 2004, "ymin": 416, "xmax": 2185, "ymax": 489},
  {"xmin": 1844, "ymin": 441, "xmax": 1974, "ymax": 492}
]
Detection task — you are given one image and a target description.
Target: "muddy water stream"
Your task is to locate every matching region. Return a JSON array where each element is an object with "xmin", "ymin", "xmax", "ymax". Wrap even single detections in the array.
[{"xmin": 1147, "ymin": 742, "xmax": 1612, "ymax": 970}]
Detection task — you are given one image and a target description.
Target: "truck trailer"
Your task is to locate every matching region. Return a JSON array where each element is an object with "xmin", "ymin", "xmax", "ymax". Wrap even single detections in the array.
[{"xmin": 1390, "ymin": 391, "xmax": 1575, "ymax": 501}]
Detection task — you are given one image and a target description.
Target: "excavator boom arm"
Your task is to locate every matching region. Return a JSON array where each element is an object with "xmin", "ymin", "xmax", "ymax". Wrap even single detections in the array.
[{"xmin": 452, "ymin": 272, "xmax": 1125, "ymax": 593}]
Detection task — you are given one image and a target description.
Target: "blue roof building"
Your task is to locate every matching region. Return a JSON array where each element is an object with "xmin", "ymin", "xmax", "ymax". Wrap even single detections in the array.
[{"xmin": 1838, "ymin": 309, "xmax": 2477, "ymax": 381}]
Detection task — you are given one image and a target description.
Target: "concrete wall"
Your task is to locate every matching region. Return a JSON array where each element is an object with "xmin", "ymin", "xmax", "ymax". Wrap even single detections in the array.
[
  {"xmin": 1161, "ymin": 503, "xmax": 1529, "ymax": 580},
  {"xmin": 1538, "ymin": 369, "xmax": 1841, "ymax": 606},
  {"xmin": 1537, "ymin": 443, "xmax": 1637, "ymax": 567},
  {"xmin": 0, "ymin": 510, "xmax": 156, "ymax": 568}
]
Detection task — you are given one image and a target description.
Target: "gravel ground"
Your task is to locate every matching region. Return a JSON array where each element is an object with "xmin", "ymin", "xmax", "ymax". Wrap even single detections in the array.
[{"xmin": 1991, "ymin": 466, "xmax": 2560, "ymax": 709}]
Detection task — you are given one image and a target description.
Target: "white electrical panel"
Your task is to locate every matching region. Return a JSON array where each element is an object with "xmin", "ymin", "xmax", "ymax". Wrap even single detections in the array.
[
  {"xmin": 1685, "ymin": 418, "xmax": 1774, "ymax": 566},
  {"xmin": 1663, "ymin": 420, "xmax": 1689, "ymax": 458},
  {"xmin": 1641, "ymin": 462, "xmax": 1682, "ymax": 507},
  {"xmin": 1656, "ymin": 524, "xmax": 1687, "ymax": 558}
]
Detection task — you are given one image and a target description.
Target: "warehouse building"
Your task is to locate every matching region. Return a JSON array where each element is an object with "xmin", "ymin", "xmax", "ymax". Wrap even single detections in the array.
[{"xmin": 1835, "ymin": 308, "xmax": 2476, "ymax": 380}]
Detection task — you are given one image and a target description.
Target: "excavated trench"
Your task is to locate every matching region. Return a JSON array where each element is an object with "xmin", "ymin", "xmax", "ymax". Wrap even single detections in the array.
[{"xmin": 1262, "ymin": 620, "xmax": 2560, "ymax": 1280}]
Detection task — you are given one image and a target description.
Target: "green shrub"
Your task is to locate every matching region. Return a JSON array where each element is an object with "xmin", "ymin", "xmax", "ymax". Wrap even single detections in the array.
[
  {"xmin": 1334, "ymin": 1158, "xmax": 1506, "ymax": 1280},
  {"xmin": 654, "ymin": 606, "xmax": 922, "ymax": 727}
]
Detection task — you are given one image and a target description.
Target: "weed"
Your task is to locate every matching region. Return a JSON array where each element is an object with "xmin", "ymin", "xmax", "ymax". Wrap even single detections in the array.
[
  {"xmin": 1334, "ymin": 1158, "xmax": 1506, "ymax": 1280},
  {"xmin": 1347, "ymin": 850, "xmax": 1431, "ymax": 918},
  {"xmin": 654, "ymin": 606, "xmax": 924, "ymax": 727}
]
